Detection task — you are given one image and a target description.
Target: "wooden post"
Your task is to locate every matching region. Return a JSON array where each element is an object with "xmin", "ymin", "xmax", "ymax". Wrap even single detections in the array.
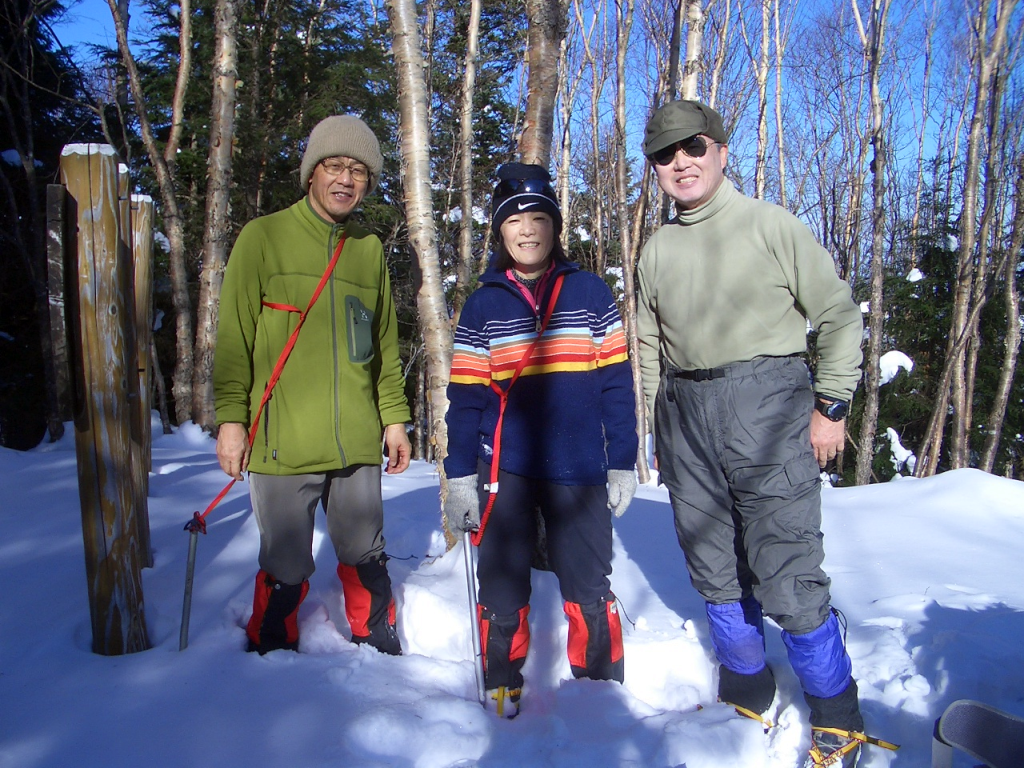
[
  {"xmin": 116, "ymin": 167, "xmax": 153, "ymax": 568},
  {"xmin": 46, "ymin": 185, "xmax": 73, "ymax": 426},
  {"xmin": 131, "ymin": 194, "xmax": 155, "ymax": 567},
  {"xmin": 60, "ymin": 143, "xmax": 150, "ymax": 655},
  {"xmin": 132, "ymin": 195, "xmax": 154, "ymax": 473}
]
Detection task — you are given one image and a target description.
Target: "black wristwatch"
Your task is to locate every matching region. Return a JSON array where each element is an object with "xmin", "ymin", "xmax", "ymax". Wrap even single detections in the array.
[{"xmin": 814, "ymin": 395, "xmax": 849, "ymax": 422}]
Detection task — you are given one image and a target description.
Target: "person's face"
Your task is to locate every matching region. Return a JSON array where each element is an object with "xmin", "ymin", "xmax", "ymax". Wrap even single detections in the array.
[
  {"xmin": 651, "ymin": 135, "xmax": 728, "ymax": 210},
  {"xmin": 307, "ymin": 156, "xmax": 369, "ymax": 223},
  {"xmin": 500, "ymin": 212, "xmax": 555, "ymax": 278}
]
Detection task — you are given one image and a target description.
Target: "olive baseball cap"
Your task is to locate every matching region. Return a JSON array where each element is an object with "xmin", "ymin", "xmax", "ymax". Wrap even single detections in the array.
[{"xmin": 643, "ymin": 100, "xmax": 728, "ymax": 157}]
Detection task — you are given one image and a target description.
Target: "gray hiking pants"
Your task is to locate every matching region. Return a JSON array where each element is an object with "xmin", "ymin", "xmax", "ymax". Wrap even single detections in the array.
[
  {"xmin": 249, "ymin": 465, "xmax": 386, "ymax": 585},
  {"xmin": 655, "ymin": 355, "xmax": 831, "ymax": 635}
]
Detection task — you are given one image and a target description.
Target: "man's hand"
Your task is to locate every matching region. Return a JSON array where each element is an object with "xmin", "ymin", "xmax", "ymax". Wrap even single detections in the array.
[
  {"xmin": 216, "ymin": 422, "xmax": 250, "ymax": 480},
  {"xmin": 383, "ymin": 423, "xmax": 411, "ymax": 475},
  {"xmin": 810, "ymin": 410, "xmax": 845, "ymax": 468}
]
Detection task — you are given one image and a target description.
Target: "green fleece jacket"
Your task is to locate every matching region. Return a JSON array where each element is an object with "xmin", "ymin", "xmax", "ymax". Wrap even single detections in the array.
[
  {"xmin": 637, "ymin": 179, "xmax": 863, "ymax": 417},
  {"xmin": 214, "ymin": 197, "xmax": 411, "ymax": 474}
]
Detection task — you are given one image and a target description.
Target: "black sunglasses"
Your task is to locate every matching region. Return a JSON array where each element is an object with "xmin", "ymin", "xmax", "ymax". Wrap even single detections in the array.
[
  {"xmin": 649, "ymin": 136, "xmax": 719, "ymax": 166},
  {"xmin": 495, "ymin": 177, "xmax": 556, "ymax": 199}
]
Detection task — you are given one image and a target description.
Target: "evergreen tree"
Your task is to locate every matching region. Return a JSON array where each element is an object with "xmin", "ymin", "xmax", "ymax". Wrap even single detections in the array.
[
  {"xmin": 845, "ymin": 208, "xmax": 1023, "ymax": 482},
  {"xmin": 0, "ymin": 0, "xmax": 101, "ymax": 448}
]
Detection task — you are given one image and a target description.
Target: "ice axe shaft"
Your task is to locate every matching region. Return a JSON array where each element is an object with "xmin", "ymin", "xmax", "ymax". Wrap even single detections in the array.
[
  {"xmin": 179, "ymin": 512, "xmax": 206, "ymax": 651},
  {"xmin": 463, "ymin": 530, "xmax": 486, "ymax": 707}
]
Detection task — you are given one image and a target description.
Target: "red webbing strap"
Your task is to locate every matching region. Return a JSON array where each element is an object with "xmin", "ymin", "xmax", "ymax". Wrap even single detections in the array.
[
  {"xmin": 186, "ymin": 235, "xmax": 348, "ymax": 533},
  {"xmin": 471, "ymin": 273, "xmax": 565, "ymax": 547}
]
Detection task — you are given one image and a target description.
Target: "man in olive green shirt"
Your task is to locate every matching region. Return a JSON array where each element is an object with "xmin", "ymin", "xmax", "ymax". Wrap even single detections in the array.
[
  {"xmin": 215, "ymin": 115, "xmax": 411, "ymax": 656},
  {"xmin": 637, "ymin": 100, "xmax": 867, "ymax": 768}
]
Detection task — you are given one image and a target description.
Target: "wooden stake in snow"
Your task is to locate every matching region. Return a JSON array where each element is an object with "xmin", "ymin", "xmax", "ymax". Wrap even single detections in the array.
[{"xmin": 60, "ymin": 143, "xmax": 150, "ymax": 655}]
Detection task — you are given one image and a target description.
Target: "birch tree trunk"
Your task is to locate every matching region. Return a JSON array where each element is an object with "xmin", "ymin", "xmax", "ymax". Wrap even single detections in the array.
[
  {"xmin": 520, "ymin": 0, "xmax": 567, "ymax": 167},
  {"xmin": 753, "ymin": 0, "xmax": 770, "ymax": 199},
  {"xmin": 852, "ymin": 0, "xmax": 890, "ymax": 486},
  {"xmin": 106, "ymin": 0, "xmax": 194, "ymax": 425},
  {"xmin": 166, "ymin": 0, "xmax": 191, "ymax": 166},
  {"xmin": 681, "ymin": 0, "xmax": 705, "ymax": 100},
  {"xmin": 666, "ymin": 0, "xmax": 684, "ymax": 99},
  {"xmin": 663, "ymin": 0, "xmax": 703, "ymax": 223},
  {"xmin": 557, "ymin": 26, "xmax": 586, "ymax": 254},
  {"xmin": 707, "ymin": 0, "xmax": 729, "ymax": 107},
  {"xmin": 573, "ymin": 0, "xmax": 608, "ymax": 274},
  {"xmin": 909, "ymin": 10, "xmax": 936, "ymax": 265},
  {"xmin": 386, "ymin": 0, "xmax": 453, "ymax": 497},
  {"xmin": 959, "ymin": 73, "xmax": 1005, "ymax": 468},
  {"xmin": 454, "ymin": 0, "xmax": 482, "ymax": 319},
  {"xmin": 612, "ymin": 0, "xmax": 650, "ymax": 483},
  {"xmin": 916, "ymin": 0, "xmax": 1014, "ymax": 477},
  {"xmin": 772, "ymin": 0, "xmax": 786, "ymax": 208},
  {"xmin": 193, "ymin": 0, "xmax": 239, "ymax": 430},
  {"xmin": 980, "ymin": 155, "xmax": 1024, "ymax": 474}
]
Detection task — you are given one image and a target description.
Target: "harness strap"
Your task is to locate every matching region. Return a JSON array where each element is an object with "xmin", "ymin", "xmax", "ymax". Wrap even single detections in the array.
[
  {"xmin": 471, "ymin": 273, "xmax": 565, "ymax": 547},
  {"xmin": 189, "ymin": 235, "xmax": 348, "ymax": 530}
]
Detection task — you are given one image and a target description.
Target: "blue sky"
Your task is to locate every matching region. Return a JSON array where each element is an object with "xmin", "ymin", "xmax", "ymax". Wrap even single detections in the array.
[{"xmin": 51, "ymin": 0, "xmax": 121, "ymax": 56}]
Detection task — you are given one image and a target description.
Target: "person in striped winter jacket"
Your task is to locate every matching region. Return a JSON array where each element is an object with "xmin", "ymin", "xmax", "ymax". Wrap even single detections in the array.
[{"xmin": 443, "ymin": 163, "xmax": 638, "ymax": 718}]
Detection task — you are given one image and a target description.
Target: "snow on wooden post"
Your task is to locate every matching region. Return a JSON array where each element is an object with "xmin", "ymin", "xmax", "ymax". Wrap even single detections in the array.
[{"xmin": 60, "ymin": 144, "xmax": 150, "ymax": 655}]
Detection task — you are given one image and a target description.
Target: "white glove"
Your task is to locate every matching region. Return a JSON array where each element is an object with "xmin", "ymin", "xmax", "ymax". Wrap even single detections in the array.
[
  {"xmin": 607, "ymin": 469, "xmax": 637, "ymax": 517},
  {"xmin": 444, "ymin": 475, "xmax": 480, "ymax": 537}
]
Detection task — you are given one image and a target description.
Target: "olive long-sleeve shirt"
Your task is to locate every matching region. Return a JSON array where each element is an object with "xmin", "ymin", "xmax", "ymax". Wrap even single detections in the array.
[{"xmin": 637, "ymin": 179, "xmax": 863, "ymax": 417}]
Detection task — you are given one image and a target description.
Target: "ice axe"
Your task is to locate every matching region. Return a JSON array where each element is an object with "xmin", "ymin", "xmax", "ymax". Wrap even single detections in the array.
[
  {"xmin": 179, "ymin": 511, "xmax": 207, "ymax": 650},
  {"xmin": 462, "ymin": 530, "xmax": 486, "ymax": 707},
  {"xmin": 178, "ymin": 472, "xmax": 240, "ymax": 651},
  {"xmin": 178, "ymin": 478, "xmax": 237, "ymax": 650}
]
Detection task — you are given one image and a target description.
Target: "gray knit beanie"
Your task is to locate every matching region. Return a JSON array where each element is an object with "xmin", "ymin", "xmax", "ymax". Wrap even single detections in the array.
[{"xmin": 300, "ymin": 115, "xmax": 384, "ymax": 194}]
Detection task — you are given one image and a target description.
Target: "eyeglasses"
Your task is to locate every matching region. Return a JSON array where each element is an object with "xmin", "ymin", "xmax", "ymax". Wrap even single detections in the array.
[
  {"xmin": 649, "ymin": 136, "xmax": 719, "ymax": 166},
  {"xmin": 494, "ymin": 177, "xmax": 556, "ymax": 200},
  {"xmin": 320, "ymin": 159, "xmax": 370, "ymax": 183}
]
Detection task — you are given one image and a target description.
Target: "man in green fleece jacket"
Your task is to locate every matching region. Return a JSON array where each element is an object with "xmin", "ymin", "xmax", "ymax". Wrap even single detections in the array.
[
  {"xmin": 214, "ymin": 115, "xmax": 411, "ymax": 657},
  {"xmin": 637, "ymin": 101, "xmax": 870, "ymax": 767}
]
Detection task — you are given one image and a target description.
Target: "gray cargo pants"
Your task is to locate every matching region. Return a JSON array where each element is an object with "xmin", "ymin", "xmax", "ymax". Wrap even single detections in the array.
[
  {"xmin": 655, "ymin": 355, "xmax": 831, "ymax": 634},
  {"xmin": 249, "ymin": 465, "xmax": 386, "ymax": 585}
]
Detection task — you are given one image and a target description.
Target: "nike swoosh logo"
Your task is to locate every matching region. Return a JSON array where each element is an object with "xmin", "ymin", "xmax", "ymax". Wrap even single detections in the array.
[{"xmin": 517, "ymin": 202, "xmax": 537, "ymax": 210}]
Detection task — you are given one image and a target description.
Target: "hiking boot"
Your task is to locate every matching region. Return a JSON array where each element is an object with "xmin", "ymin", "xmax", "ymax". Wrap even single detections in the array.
[
  {"xmin": 487, "ymin": 686, "xmax": 522, "ymax": 719},
  {"xmin": 804, "ymin": 727, "xmax": 861, "ymax": 768},
  {"xmin": 352, "ymin": 619, "xmax": 402, "ymax": 656}
]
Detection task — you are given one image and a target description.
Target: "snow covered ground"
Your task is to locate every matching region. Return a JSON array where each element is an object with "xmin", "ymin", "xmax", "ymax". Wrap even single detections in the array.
[{"xmin": 2, "ymin": 420, "xmax": 1024, "ymax": 767}]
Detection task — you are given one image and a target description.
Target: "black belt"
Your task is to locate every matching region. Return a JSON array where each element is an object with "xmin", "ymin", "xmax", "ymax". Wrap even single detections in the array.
[
  {"xmin": 668, "ymin": 355, "xmax": 802, "ymax": 382},
  {"xmin": 671, "ymin": 366, "xmax": 729, "ymax": 381}
]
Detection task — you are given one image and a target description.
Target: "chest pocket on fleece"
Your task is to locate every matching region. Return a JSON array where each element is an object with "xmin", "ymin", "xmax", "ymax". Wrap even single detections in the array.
[{"xmin": 345, "ymin": 295, "xmax": 375, "ymax": 363}]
